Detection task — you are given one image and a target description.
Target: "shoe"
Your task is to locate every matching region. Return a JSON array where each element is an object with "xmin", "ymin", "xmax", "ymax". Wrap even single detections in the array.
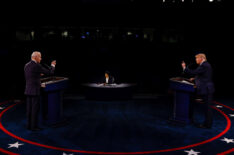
[{"xmin": 196, "ymin": 124, "xmax": 212, "ymax": 129}]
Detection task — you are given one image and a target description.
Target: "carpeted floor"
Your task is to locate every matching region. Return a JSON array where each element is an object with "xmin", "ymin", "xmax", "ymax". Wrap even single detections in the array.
[{"xmin": 0, "ymin": 95, "xmax": 233, "ymax": 155}]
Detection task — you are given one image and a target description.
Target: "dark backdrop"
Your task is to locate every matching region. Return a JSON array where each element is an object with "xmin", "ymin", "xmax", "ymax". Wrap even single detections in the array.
[{"xmin": 0, "ymin": 0, "xmax": 233, "ymax": 99}]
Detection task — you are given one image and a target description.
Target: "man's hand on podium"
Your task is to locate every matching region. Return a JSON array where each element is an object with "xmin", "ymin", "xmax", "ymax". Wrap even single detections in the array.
[
  {"xmin": 189, "ymin": 78, "xmax": 195, "ymax": 82},
  {"xmin": 41, "ymin": 83, "xmax": 46, "ymax": 88},
  {"xmin": 51, "ymin": 60, "xmax": 56, "ymax": 67}
]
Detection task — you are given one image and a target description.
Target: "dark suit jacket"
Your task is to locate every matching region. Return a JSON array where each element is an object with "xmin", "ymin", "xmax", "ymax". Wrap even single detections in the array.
[
  {"xmin": 102, "ymin": 76, "xmax": 115, "ymax": 84},
  {"xmin": 24, "ymin": 60, "xmax": 55, "ymax": 96},
  {"xmin": 184, "ymin": 61, "xmax": 215, "ymax": 95}
]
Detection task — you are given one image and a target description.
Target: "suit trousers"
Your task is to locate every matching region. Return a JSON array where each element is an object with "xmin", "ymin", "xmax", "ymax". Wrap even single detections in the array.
[
  {"xmin": 201, "ymin": 93, "xmax": 213, "ymax": 127},
  {"xmin": 26, "ymin": 95, "xmax": 40, "ymax": 129},
  {"xmin": 189, "ymin": 93, "xmax": 213, "ymax": 127}
]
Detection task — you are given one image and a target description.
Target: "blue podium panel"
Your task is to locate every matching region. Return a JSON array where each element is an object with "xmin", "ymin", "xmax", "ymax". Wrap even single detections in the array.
[
  {"xmin": 40, "ymin": 77, "xmax": 68, "ymax": 125},
  {"xmin": 169, "ymin": 77, "xmax": 195, "ymax": 124},
  {"xmin": 43, "ymin": 79, "xmax": 68, "ymax": 92},
  {"xmin": 170, "ymin": 80, "xmax": 195, "ymax": 93}
]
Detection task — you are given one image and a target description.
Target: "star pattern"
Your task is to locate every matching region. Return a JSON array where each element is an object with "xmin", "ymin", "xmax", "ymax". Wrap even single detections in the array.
[
  {"xmin": 221, "ymin": 137, "xmax": 234, "ymax": 144},
  {"xmin": 63, "ymin": 153, "xmax": 74, "ymax": 155},
  {"xmin": 184, "ymin": 149, "xmax": 201, "ymax": 155},
  {"xmin": 0, "ymin": 101, "xmax": 233, "ymax": 155},
  {"xmin": 8, "ymin": 142, "xmax": 24, "ymax": 148}
]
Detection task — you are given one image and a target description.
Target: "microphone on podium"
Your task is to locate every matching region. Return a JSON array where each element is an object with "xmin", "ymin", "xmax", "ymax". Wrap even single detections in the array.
[
  {"xmin": 43, "ymin": 63, "xmax": 50, "ymax": 68},
  {"xmin": 43, "ymin": 60, "xmax": 56, "ymax": 68},
  {"xmin": 187, "ymin": 63, "xmax": 195, "ymax": 69}
]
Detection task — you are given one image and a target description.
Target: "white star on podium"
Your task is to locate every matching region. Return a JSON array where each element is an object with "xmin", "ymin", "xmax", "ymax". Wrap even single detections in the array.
[
  {"xmin": 63, "ymin": 153, "xmax": 74, "ymax": 155},
  {"xmin": 0, "ymin": 107, "xmax": 5, "ymax": 110},
  {"xmin": 229, "ymin": 114, "xmax": 234, "ymax": 117},
  {"xmin": 216, "ymin": 105, "xmax": 223, "ymax": 108},
  {"xmin": 8, "ymin": 142, "xmax": 24, "ymax": 148},
  {"xmin": 184, "ymin": 149, "xmax": 200, "ymax": 155},
  {"xmin": 221, "ymin": 137, "xmax": 234, "ymax": 144}
]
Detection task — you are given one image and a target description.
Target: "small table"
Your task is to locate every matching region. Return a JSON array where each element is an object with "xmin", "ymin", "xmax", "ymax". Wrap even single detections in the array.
[{"xmin": 82, "ymin": 83, "xmax": 136, "ymax": 100}]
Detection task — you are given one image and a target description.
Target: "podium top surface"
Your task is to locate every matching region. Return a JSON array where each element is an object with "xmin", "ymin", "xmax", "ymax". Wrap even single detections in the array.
[
  {"xmin": 170, "ymin": 77, "xmax": 195, "ymax": 86},
  {"xmin": 41, "ymin": 77, "xmax": 69, "ymax": 85}
]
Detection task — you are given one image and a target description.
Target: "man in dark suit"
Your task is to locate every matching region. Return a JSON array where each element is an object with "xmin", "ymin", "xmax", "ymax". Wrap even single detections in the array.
[
  {"xmin": 182, "ymin": 53, "xmax": 214, "ymax": 129},
  {"xmin": 24, "ymin": 51, "xmax": 56, "ymax": 131},
  {"xmin": 103, "ymin": 71, "xmax": 115, "ymax": 84}
]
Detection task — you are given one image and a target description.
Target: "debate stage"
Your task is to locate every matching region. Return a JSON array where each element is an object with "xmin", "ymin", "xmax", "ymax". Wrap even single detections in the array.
[
  {"xmin": 0, "ymin": 95, "xmax": 233, "ymax": 155},
  {"xmin": 0, "ymin": 1, "xmax": 233, "ymax": 155}
]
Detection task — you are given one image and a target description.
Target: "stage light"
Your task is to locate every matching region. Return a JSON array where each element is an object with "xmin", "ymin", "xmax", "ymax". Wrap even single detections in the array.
[
  {"xmin": 209, "ymin": 0, "xmax": 214, "ymax": 2},
  {"xmin": 127, "ymin": 32, "xmax": 132, "ymax": 35},
  {"xmin": 86, "ymin": 32, "xmax": 90, "ymax": 35},
  {"xmin": 48, "ymin": 31, "xmax": 55, "ymax": 35},
  {"xmin": 31, "ymin": 31, "xmax": 35, "ymax": 39},
  {"xmin": 163, "ymin": 0, "xmax": 166, "ymax": 3},
  {"xmin": 109, "ymin": 34, "xmax": 113, "ymax": 40},
  {"xmin": 62, "ymin": 31, "xmax": 68, "ymax": 37}
]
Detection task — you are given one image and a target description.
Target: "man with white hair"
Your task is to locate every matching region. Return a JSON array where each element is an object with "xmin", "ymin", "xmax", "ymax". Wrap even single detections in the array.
[
  {"xmin": 182, "ymin": 53, "xmax": 215, "ymax": 129},
  {"xmin": 24, "ymin": 51, "xmax": 56, "ymax": 131}
]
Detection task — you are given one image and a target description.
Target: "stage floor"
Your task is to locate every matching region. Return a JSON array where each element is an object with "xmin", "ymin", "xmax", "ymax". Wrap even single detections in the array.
[{"xmin": 0, "ymin": 95, "xmax": 233, "ymax": 155}]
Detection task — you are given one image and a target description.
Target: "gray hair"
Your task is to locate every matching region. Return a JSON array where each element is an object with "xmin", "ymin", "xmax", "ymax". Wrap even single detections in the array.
[{"xmin": 31, "ymin": 51, "xmax": 41, "ymax": 59}]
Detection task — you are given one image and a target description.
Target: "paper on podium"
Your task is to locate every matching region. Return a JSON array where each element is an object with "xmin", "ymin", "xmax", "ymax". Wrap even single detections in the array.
[
  {"xmin": 170, "ymin": 77, "xmax": 194, "ymax": 86},
  {"xmin": 181, "ymin": 80, "xmax": 194, "ymax": 85}
]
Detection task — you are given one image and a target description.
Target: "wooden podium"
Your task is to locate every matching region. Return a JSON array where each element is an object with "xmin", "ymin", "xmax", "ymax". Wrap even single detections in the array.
[
  {"xmin": 40, "ymin": 77, "xmax": 69, "ymax": 126},
  {"xmin": 169, "ymin": 77, "xmax": 195, "ymax": 124}
]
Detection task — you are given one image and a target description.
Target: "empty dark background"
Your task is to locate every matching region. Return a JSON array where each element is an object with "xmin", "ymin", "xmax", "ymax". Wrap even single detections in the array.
[{"xmin": 0, "ymin": 0, "xmax": 233, "ymax": 99}]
